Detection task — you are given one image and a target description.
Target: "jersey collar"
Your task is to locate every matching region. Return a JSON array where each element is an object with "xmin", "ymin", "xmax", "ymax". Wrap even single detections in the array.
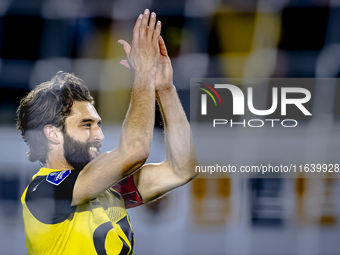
[{"xmin": 33, "ymin": 167, "xmax": 72, "ymax": 179}]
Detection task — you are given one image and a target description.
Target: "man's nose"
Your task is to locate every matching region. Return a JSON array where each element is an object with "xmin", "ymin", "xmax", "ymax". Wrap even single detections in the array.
[{"xmin": 93, "ymin": 125, "xmax": 105, "ymax": 142}]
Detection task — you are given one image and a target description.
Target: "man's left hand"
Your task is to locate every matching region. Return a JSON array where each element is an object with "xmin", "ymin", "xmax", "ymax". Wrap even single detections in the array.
[{"xmin": 119, "ymin": 36, "xmax": 174, "ymax": 92}]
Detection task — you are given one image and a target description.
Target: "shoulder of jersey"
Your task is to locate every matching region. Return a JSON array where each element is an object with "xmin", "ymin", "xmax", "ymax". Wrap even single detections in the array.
[{"xmin": 46, "ymin": 170, "xmax": 71, "ymax": 186}]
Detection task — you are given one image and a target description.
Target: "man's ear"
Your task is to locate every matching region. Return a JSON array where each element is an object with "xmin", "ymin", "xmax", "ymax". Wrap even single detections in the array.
[{"xmin": 43, "ymin": 125, "xmax": 61, "ymax": 144}]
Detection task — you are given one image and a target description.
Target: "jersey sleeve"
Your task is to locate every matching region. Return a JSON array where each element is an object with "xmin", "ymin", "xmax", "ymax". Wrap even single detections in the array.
[
  {"xmin": 25, "ymin": 169, "xmax": 81, "ymax": 224},
  {"xmin": 112, "ymin": 175, "xmax": 144, "ymax": 209}
]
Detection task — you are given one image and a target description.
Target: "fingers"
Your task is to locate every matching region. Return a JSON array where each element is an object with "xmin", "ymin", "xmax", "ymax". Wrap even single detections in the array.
[
  {"xmin": 153, "ymin": 20, "xmax": 161, "ymax": 44},
  {"xmin": 138, "ymin": 9, "xmax": 161, "ymax": 42},
  {"xmin": 158, "ymin": 36, "xmax": 168, "ymax": 56},
  {"xmin": 139, "ymin": 9, "xmax": 150, "ymax": 38},
  {"xmin": 133, "ymin": 14, "xmax": 143, "ymax": 42},
  {"xmin": 120, "ymin": 60, "xmax": 131, "ymax": 71},
  {"xmin": 148, "ymin": 12, "xmax": 156, "ymax": 39},
  {"xmin": 118, "ymin": 40, "xmax": 132, "ymax": 71},
  {"xmin": 118, "ymin": 40, "xmax": 131, "ymax": 58}
]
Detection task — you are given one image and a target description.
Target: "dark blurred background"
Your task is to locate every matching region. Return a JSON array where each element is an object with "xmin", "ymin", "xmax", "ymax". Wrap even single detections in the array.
[{"xmin": 1, "ymin": 0, "xmax": 340, "ymax": 254}]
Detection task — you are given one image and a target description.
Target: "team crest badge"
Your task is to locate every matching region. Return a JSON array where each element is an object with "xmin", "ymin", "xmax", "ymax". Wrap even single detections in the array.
[{"xmin": 46, "ymin": 170, "xmax": 71, "ymax": 186}]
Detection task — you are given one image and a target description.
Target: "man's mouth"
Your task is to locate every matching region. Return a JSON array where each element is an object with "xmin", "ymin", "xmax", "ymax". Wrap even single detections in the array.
[{"xmin": 90, "ymin": 147, "xmax": 99, "ymax": 153}]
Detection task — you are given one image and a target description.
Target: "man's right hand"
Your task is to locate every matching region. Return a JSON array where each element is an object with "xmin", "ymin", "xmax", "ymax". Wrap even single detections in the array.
[{"xmin": 119, "ymin": 9, "xmax": 161, "ymax": 76}]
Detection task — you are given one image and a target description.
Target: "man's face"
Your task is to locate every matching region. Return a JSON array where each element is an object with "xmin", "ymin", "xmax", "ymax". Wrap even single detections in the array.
[{"xmin": 63, "ymin": 101, "xmax": 104, "ymax": 169}]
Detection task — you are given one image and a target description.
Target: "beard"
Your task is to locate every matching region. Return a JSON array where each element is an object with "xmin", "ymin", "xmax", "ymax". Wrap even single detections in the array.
[{"xmin": 63, "ymin": 131, "xmax": 102, "ymax": 170}]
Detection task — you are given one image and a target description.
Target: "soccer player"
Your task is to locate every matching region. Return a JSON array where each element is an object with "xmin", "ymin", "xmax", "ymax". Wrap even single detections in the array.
[{"xmin": 17, "ymin": 10, "xmax": 198, "ymax": 254}]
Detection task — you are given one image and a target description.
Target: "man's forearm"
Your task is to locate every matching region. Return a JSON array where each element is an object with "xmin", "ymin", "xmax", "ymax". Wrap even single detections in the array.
[
  {"xmin": 156, "ymin": 85, "xmax": 198, "ymax": 180},
  {"xmin": 119, "ymin": 71, "xmax": 156, "ymax": 157},
  {"xmin": 117, "ymin": 10, "xmax": 161, "ymax": 161}
]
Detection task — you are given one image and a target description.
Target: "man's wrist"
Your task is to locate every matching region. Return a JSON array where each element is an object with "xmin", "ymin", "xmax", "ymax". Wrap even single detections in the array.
[
  {"xmin": 156, "ymin": 84, "xmax": 176, "ymax": 96},
  {"xmin": 135, "ymin": 66, "xmax": 157, "ymax": 77},
  {"xmin": 133, "ymin": 71, "xmax": 157, "ymax": 87}
]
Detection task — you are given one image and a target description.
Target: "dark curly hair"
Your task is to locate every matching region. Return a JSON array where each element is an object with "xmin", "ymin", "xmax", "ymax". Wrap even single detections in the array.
[{"xmin": 16, "ymin": 71, "xmax": 94, "ymax": 165}]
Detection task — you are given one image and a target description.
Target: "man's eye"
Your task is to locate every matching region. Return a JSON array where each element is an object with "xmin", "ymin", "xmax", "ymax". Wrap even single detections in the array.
[{"xmin": 84, "ymin": 124, "xmax": 91, "ymax": 127}]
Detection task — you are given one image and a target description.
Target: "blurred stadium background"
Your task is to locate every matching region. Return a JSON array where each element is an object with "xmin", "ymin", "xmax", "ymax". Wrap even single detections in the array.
[{"xmin": 1, "ymin": 0, "xmax": 340, "ymax": 254}]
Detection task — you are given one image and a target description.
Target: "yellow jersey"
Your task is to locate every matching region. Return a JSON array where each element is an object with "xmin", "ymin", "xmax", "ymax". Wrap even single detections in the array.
[{"xmin": 21, "ymin": 167, "xmax": 143, "ymax": 255}]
